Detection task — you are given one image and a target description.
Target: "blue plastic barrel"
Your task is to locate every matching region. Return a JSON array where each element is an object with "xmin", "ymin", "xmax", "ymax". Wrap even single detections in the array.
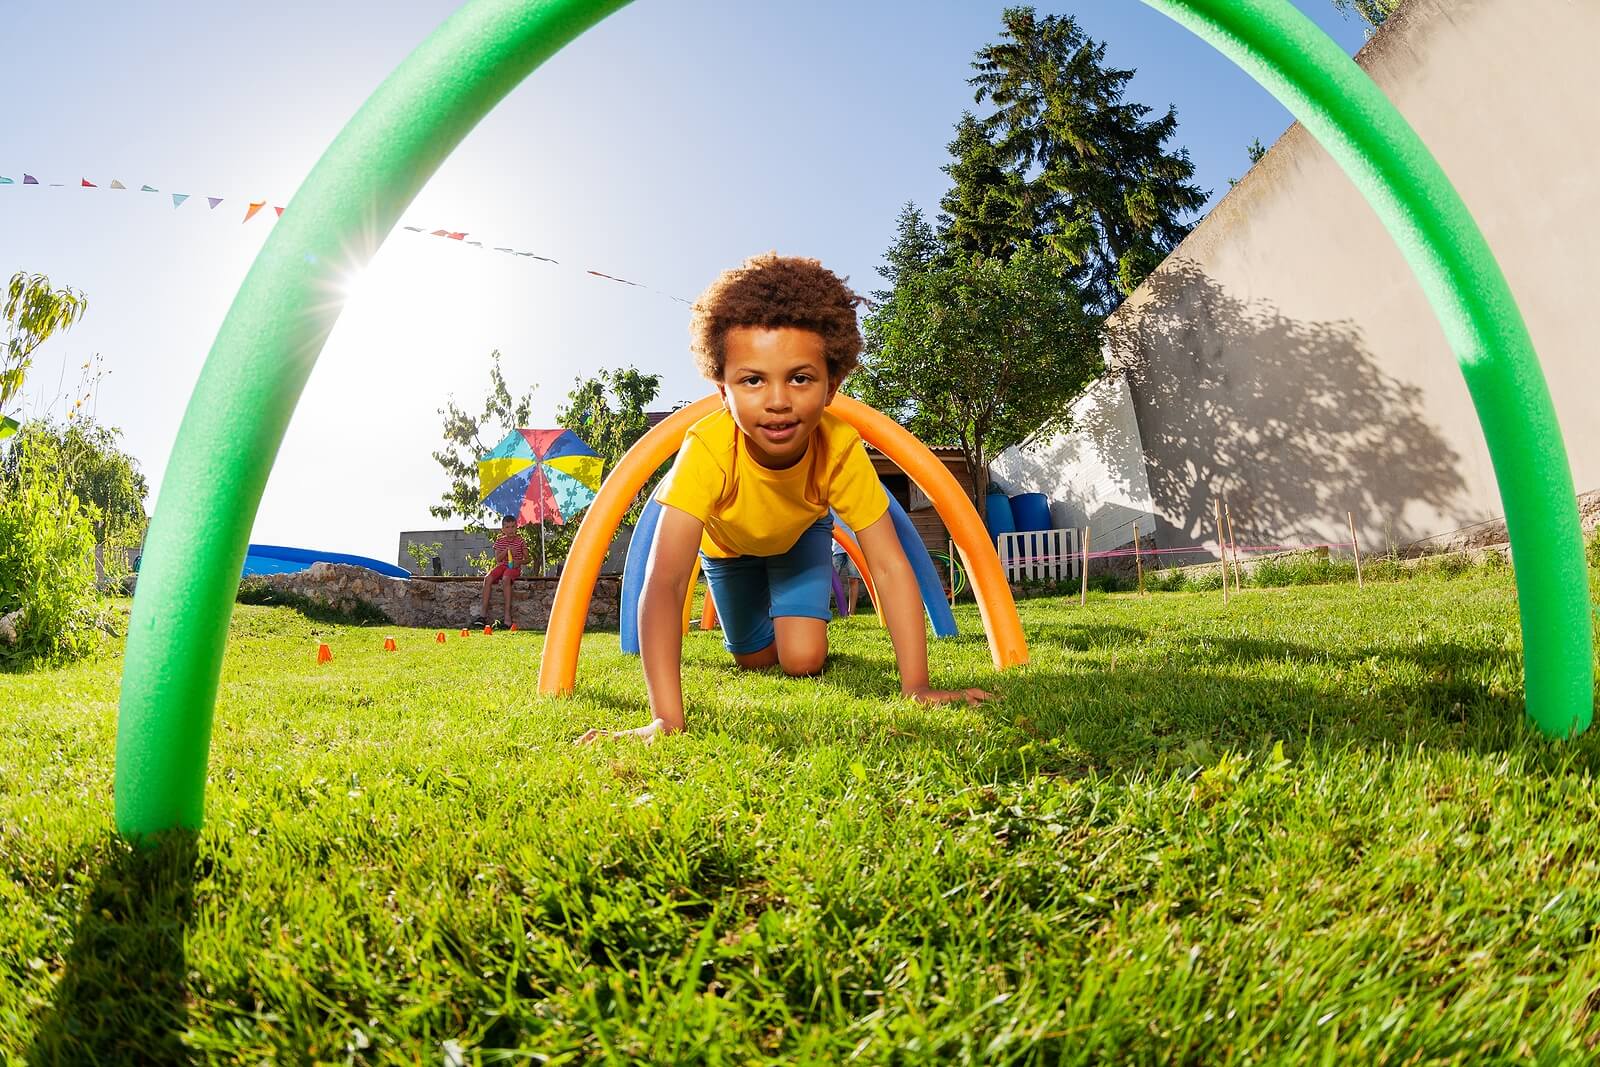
[
  {"xmin": 1010, "ymin": 492, "xmax": 1052, "ymax": 533},
  {"xmin": 985, "ymin": 492, "xmax": 1016, "ymax": 541}
]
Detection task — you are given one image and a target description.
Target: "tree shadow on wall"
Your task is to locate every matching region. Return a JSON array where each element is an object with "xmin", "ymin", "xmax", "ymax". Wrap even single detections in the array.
[
  {"xmin": 1078, "ymin": 259, "xmax": 1467, "ymax": 548},
  {"xmin": 27, "ymin": 831, "xmax": 198, "ymax": 1065}
]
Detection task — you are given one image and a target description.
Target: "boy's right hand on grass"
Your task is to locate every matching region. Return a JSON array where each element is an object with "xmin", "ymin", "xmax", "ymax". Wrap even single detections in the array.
[
  {"xmin": 905, "ymin": 686, "xmax": 996, "ymax": 707},
  {"xmin": 574, "ymin": 718, "xmax": 673, "ymax": 746}
]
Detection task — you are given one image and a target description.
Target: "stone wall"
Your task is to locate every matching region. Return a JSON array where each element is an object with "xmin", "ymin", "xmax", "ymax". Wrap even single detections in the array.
[{"xmin": 252, "ymin": 563, "xmax": 621, "ymax": 630}]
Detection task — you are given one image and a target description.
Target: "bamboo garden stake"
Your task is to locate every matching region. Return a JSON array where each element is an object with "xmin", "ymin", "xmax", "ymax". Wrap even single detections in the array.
[
  {"xmin": 1080, "ymin": 526, "xmax": 1091, "ymax": 607},
  {"xmin": 1215, "ymin": 498, "xmax": 1229, "ymax": 605},
  {"xmin": 947, "ymin": 539, "xmax": 956, "ymax": 606},
  {"xmin": 1225, "ymin": 498, "xmax": 1243, "ymax": 591},
  {"xmin": 1348, "ymin": 511, "xmax": 1364, "ymax": 589},
  {"xmin": 1133, "ymin": 522, "xmax": 1145, "ymax": 595}
]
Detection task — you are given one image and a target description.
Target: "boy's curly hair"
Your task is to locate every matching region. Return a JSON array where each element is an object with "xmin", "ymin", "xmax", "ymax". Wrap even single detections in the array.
[{"xmin": 688, "ymin": 253, "xmax": 864, "ymax": 382}]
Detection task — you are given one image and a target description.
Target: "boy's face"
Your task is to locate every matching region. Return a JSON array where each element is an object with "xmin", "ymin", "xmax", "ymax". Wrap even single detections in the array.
[{"xmin": 718, "ymin": 326, "xmax": 838, "ymax": 469}]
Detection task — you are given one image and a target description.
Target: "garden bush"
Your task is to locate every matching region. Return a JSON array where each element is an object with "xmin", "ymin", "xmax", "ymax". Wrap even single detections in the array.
[{"xmin": 0, "ymin": 436, "xmax": 102, "ymax": 667}]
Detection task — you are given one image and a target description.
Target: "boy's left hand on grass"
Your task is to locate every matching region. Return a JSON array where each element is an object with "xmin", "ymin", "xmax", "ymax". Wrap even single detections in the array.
[{"xmin": 904, "ymin": 685, "xmax": 996, "ymax": 706}]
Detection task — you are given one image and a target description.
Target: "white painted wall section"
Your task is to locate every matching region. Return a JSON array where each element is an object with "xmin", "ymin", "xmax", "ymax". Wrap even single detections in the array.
[{"xmin": 990, "ymin": 374, "xmax": 1158, "ymax": 550}]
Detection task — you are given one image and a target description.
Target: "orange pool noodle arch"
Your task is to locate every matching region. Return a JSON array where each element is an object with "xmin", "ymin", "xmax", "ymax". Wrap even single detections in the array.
[
  {"xmin": 699, "ymin": 584, "xmax": 719, "ymax": 631},
  {"xmin": 537, "ymin": 394, "xmax": 1028, "ymax": 695}
]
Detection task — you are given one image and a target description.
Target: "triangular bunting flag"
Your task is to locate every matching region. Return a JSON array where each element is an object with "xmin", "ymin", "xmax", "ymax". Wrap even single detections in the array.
[
  {"xmin": 493, "ymin": 247, "xmax": 513, "ymax": 253},
  {"xmin": 207, "ymin": 197, "xmax": 222, "ymax": 209},
  {"xmin": 23, "ymin": 175, "xmax": 38, "ymax": 184},
  {"xmin": 0, "ymin": 414, "xmax": 18, "ymax": 440},
  {"xmin": 430, "ymin": 229, "xmax": 450, "ymax": 237},
  {"xmin": 110, "ymin": 179, "xmax": 126, "ymax": 189},
  {"xmin": 171, "ymin": 193, "xmax": 189, "ymax": 208},
  {"xmin": 0, "ymin": 177, "xmax": 12, "ymax": 185},
  {"xmin": 402, "ymin": 225, "xmax": 423, "ymax": 232},
  {"xmin": 466, "ymin": 241, "xmax": 483, "ymax": 247},
  {"xmin": 81, "ymin": 178, "xmax": 97, "ymax": 187},
  {"xmin": 140, "ymin": 184, "xmax": 158, "ymax": 192},
  {"xmin": 448, "ymin": 232, "xmax": 466, "ymax": 240},
  {"xmin": 242, "ymin": 201, "xmax": 265, "ymax": 223},
  {"xmin": 274, "ymin": 206, "xmax": 284, "ymax": 216}
]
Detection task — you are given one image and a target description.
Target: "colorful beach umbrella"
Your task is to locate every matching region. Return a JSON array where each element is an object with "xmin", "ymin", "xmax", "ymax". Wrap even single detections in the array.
[{"xmin": 477, "ymin": 428, "xmax": 603, "ymax": 572}]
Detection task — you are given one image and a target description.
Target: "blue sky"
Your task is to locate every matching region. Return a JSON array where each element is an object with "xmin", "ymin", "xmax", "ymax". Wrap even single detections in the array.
[{"xmin": 3, "ymin": 1, "xmax": 1369, "ymax": 561}]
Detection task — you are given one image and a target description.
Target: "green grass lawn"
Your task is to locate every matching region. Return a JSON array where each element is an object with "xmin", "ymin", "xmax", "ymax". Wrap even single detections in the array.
[{"xmin": 4, "ymin": 572, "xmax": 1600, "ymax": 1063}]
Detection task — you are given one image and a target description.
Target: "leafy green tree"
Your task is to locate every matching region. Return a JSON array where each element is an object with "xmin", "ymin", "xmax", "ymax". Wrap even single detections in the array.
[
  {"xmin": 555, "ymin": 366, "xmax": 664, "ymax": 527},
  {"xmin": 1332, "ymin": 0, "xmax": 1400, "ymax": 33},
  {"xmin": 430, "ymin": 355, "xmax": 663, "ymax": 573},
  {"xmin": 2, "ymin": 272, "xmax": 89, "ymax": 436},
  {"xmin": 850, "ymin": 243, "xmax": 1103, "ymax": 510},
  {"xmin": 949, "ymin": 7, "xmax": 1208, "ymax": 312},
  {"xmin": 1, "ymin": 419, "xmax": 149, "ymax": 545},
  {"xmin": 430, "ymin": 350, "xmax": 540, "ymax": 563}
]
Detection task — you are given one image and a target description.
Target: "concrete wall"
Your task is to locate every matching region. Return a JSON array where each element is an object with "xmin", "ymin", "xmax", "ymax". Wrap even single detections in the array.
[
  {"xmin": 397, "ymin": 529, "xmax": 491, "ymax": 576},
  {"xmin": 990, "ymin": 375, "xmax": 1159, "ymax": 550},
  {"xmin": 1018, "ymin": 0, "xmax": 1597, "ymax": 555}
]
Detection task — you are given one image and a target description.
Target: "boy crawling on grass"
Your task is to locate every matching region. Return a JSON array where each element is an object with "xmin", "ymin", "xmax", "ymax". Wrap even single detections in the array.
[{"xmin": 579, "ymin": 253, "xmax": 992, "ymax": 744}]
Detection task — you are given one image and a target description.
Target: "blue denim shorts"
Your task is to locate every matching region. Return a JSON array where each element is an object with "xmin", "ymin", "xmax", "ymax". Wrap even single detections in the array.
[{"xmin": 700, "ymin": 517, "xmax": 833, "ymax": 654}]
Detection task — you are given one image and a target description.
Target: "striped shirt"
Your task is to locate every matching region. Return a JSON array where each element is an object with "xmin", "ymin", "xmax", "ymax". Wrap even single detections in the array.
[{"xmin": 493, "ymin": 531, "xmax": 527, "ymax": 565}]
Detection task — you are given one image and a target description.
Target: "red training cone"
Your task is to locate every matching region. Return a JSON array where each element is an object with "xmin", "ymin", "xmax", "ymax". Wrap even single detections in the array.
[
  {"xmin": 483, "ymin": 625, "xmax": 493, "ymax": 635},
  {"xmin": 459, "ymin": 628, "xmax": 469, "ymax": 637},
  {"xmin": 315, "ymin": 643, "xmax": 332, "ymax": 664},
  {"xmin": 509, "ymin": 623, "xmax": 518, "ymax": 632},
  {"xmin": 383, "ymin": 637, "xmax": 398, "ymax": 652},
  {"xmin": 436, "ymin": 631, "xmax": 446, "ymax": 643}
]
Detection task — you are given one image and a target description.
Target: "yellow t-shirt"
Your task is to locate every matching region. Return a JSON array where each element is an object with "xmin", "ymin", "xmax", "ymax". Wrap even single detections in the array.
[{"xmin": 655, "ymin": 408, "xmax": 889, "ymax": 559}]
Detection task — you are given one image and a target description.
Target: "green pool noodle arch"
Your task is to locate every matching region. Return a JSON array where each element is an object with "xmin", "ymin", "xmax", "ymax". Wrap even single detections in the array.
[{"xmin": 114, "ymin": 0, "xmax": 1594, "ymax": 838}]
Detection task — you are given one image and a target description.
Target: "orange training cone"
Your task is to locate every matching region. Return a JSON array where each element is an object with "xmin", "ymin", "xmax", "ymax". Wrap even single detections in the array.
[
  {"xmin": 436, "ymin": 631, "xmax": 446, "ymax": 643},
  {"xmin": 483, "ymin": 625, "xmax": 493, "ymax": 635},
  {"xmin": 383, "ymin": 637, "xmax": 398, "ymax": 651},
  {"xmin": 315, "ymin": 643, "xmax": 332, "ymax": 663},
  {"xmin": 509, "ymin": 623, "xmax": 517, "ymax": 632},
  {"xmin": 459, "ymin": 628, "xmax": 469, "ymax": 637}
]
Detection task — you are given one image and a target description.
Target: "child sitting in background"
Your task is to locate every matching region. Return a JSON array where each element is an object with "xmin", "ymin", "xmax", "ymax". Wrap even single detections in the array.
[
  {"xmin": 579, "ymin": 253, "xmax": 991, "ymax": 744},
  {"xmin": 475, "ymin": 513, "xmax": 526, "ymax": 628}
]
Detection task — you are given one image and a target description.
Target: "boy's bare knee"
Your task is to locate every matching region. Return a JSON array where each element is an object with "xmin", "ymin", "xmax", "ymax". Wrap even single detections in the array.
[
  {"xmin": 778, "ymin": 646, "xmax": 827, "ymax": 677},
  {"xmin": 733, "ymin": 645, "xmax": 779, "ymax": 670}
]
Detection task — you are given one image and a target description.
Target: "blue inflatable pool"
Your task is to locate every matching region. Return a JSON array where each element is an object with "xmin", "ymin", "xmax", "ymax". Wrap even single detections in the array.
[{"xmin": 242, "ymin": 544, "xmax": 410, "ymax": 579}]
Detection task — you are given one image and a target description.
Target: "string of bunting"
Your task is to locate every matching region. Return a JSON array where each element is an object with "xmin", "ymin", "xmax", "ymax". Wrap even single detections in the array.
[{"xmin": 1, "ymin": 170, "xmax": 692, "ymax": 305}]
